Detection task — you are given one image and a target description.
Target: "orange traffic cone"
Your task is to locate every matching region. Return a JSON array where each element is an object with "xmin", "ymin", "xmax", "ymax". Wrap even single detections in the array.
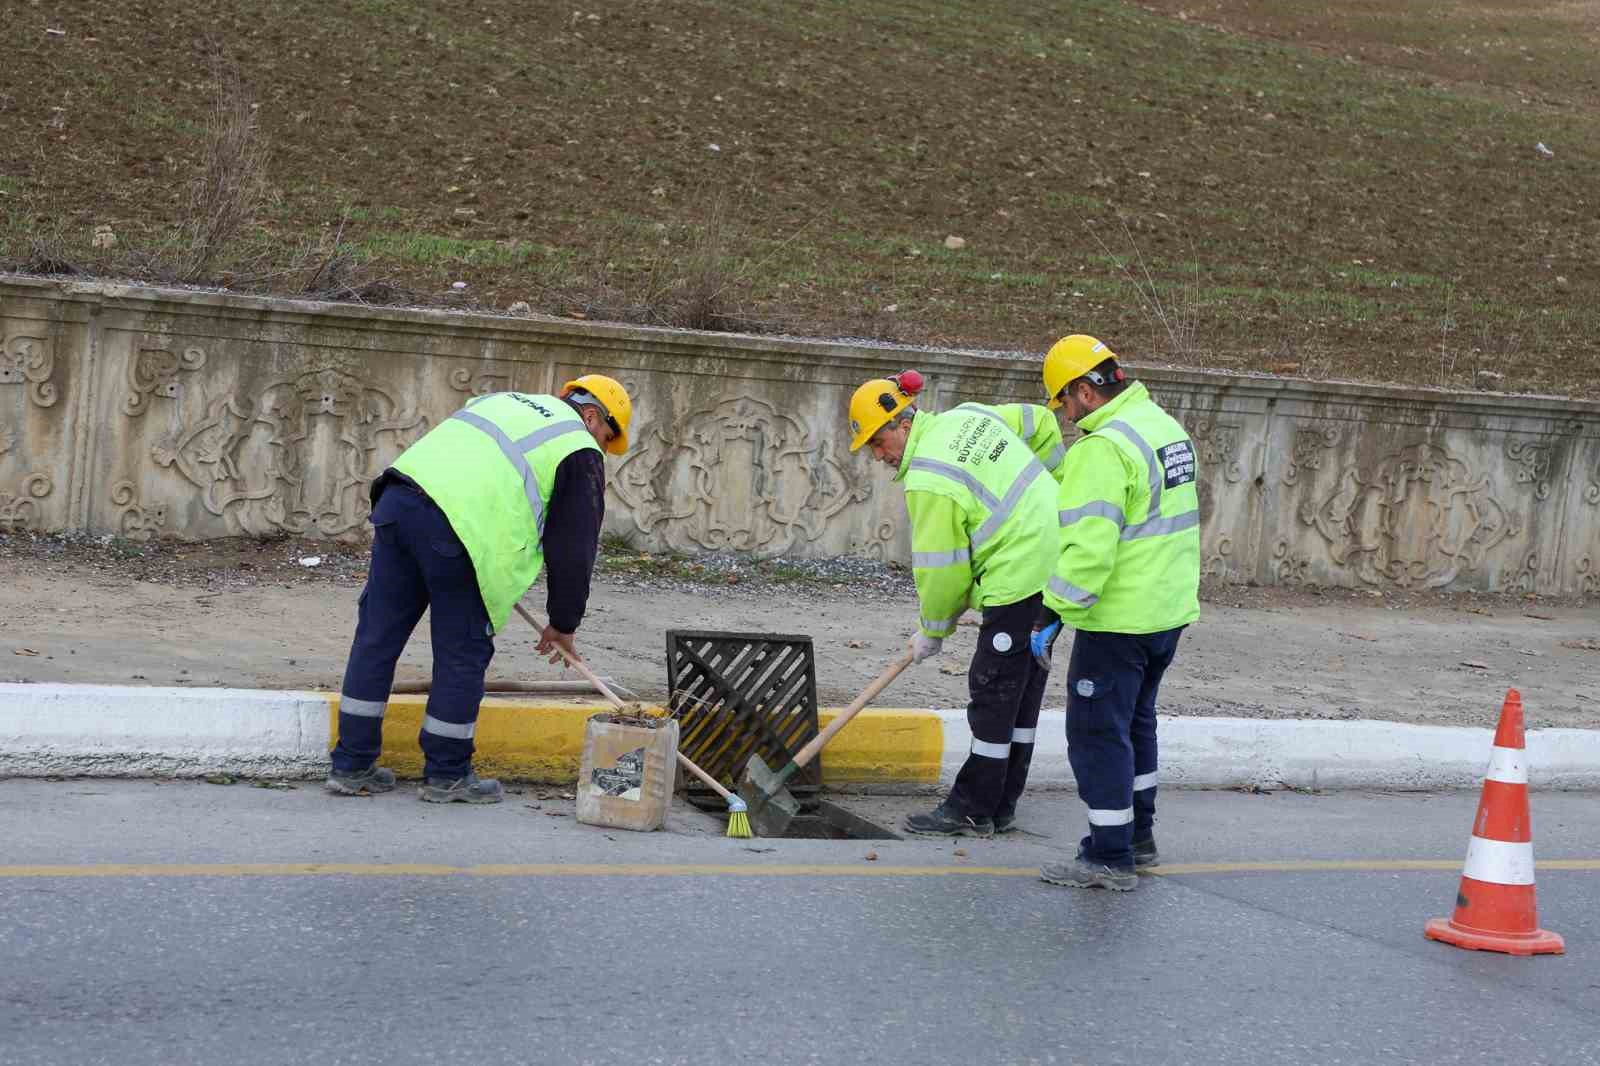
[{"xmin": 1425, "ymin": 689, "xmax": 1564, "ymax": 956}]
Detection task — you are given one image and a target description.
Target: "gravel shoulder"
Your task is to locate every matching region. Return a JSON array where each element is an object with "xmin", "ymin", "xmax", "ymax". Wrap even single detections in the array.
[{"xmin": 4, "ymin": 532, "xmax": 1597, "ymax": 729}]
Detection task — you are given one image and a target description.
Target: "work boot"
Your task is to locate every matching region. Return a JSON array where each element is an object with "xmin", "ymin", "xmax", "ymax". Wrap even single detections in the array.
[
  {"xmin": 419, "ymin": 772, "xmax": 504, "ymax": 804},
  {"xmin": 992, "ymin": 812, "xmax": 1018, "ymax": 834},
  {"xmin": 325, "ymin": 764, "xmax": 397, "ymax": 796},
  {"xmin": 904, "ymin": 801, "xmax": 993, "ymax": 837},
  {"xmin": 1040, "ymin": 856, "xmax": 1138, "ymax": 892},
  {"xmin": 1133, "ymin": 836, "xmax": 1160, "ymax": 870}
]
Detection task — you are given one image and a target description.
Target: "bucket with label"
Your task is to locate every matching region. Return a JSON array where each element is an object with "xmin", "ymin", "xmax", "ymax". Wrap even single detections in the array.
[{"xmin": 575, "ymin": 712, "xmax": 679, "ymax": 832}]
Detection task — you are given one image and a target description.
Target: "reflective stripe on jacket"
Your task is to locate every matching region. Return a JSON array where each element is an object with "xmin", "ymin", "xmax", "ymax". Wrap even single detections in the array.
[
  {"xmin": 1044, "ymin": 381, "xmax": 1201, "ymax": 634},
  {"xmin": 391, "ymin": 392, "xmax": 600, "ymax": 634},
  {"xmin": 895, "ymin": 409, "xmax": 1057, "ymax": 638},
  {"xmin": 952, "ymin": 401, "xmax": 1068, "ymax": 484}
]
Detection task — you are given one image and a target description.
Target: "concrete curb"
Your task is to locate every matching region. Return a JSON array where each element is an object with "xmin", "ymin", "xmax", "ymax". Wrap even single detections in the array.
[{"xmin": 2, "ymin": 684, "xmax": 1598, "ymax": 789}]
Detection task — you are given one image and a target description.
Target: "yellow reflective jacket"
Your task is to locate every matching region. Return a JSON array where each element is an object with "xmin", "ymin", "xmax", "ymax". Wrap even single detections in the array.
[
  {"xmin": 949, "ymin": 401, "xmax": 1068, "ymax": 484},
  {"xmin": 1043, "ymin": 382, "xmax": 1201, "ymax": 634},
  {"xmin": 392, "ymin": 393, "xmax": 600, "ymax": 634},
  {"xmin": 895, "ymin": 409, "xmax": 1057, "ymax": 638}
]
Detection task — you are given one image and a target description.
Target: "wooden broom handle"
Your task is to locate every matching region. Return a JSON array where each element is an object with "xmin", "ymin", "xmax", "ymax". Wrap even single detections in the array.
[
  {"xmin": 513, "ymin": 602, "xmax": 738, "ymax": 803},
  {"xmin": 789, "ymin": 649, "xmax": 915, "ymax": 770}
]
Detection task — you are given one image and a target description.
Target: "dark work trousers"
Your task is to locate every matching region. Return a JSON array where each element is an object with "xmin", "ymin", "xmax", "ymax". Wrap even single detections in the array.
[
  {"xmin": 331, "ymin": 483, "xmax": 496, "ymax": 780},
  {"xmin": 946, "ymin": 593, "xmax": 1049, "ymax": 820},
  {"xmin": 1064, "ymin": 626, "xmax": 1185, "ymax": 869}
]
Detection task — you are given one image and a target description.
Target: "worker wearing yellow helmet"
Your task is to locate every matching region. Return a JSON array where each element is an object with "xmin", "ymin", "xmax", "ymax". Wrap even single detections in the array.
[
  {"xmin": 1030, "ymin": 335, "xmax": 1200, "ymax": 893},
  {"xmin": 849, "ymin": 369, "xmax": 1057, "ymax": 837},
  {"xmin": 328, "ymin": 374, "xmax": 632, "ymax": 805}
]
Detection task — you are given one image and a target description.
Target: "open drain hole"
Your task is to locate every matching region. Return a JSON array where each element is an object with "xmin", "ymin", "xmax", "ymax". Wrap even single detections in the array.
[{"xmin": 769, "ymin": 799, "xmax": 902, "ymax": 840}]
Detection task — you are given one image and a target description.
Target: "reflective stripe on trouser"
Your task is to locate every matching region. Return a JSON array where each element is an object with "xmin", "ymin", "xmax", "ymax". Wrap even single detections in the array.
[
  {"xmin": 332, "ymin": 482, "xmax": 496, "ymax": 779},
  {"xmin": 1063, "ymin": 625, "xmax": 1184, "ymax": 868},
  {"xmin": 947, "ymin": 594, "xmax": 1047, "ymax": 820}
]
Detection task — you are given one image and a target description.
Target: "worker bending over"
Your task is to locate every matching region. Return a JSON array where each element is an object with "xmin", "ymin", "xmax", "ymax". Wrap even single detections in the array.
[
  {"xmin": 328, "ymin": 376, "xmax": 632, "ymax": 804},
  {"xmin": 849, "ymin": 370, "xmax": 1057, "ymax": 836}
]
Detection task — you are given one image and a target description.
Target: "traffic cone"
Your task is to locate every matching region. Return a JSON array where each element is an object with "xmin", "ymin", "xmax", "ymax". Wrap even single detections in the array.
[{"xmin": 1425, "ymin": 689, "xmax": 1564, "ymax": 956}]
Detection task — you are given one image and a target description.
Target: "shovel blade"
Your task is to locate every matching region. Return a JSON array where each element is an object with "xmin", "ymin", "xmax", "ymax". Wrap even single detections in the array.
[{"xmin": 738, "ymin": 753, "xmax": 801, "ymax": 838}]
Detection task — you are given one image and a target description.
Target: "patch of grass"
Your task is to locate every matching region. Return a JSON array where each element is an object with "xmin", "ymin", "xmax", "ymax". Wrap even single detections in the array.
[
  {"xmin": 355, "ymin": 233, "xmax": 544, "ymax": 269},
  {"xmin": 5, "ymin": 0, "xmax": 1597, "ymax": 393}
]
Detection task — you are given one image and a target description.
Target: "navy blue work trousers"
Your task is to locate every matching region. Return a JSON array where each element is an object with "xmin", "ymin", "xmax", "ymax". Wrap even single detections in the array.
[
  {"xmin": 947, "ymin": 594, "xmax": 1049, "ymax": 821},
  {"xmin": 1063, "ymin": 626, "xmax": 1185, "ymax": 869},
  {"xmin": 330, "ymin": 483, "xmax": 496, "ymax": 780}
]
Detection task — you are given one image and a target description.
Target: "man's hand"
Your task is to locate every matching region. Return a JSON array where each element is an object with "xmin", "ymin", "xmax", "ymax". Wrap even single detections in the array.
[
  {"xmin": 1029, "ymin": 618, "xmax": 1062, "ymax": 672},
  {"xmin": 536, "ymin": 625, "xmax": 579, "ymax": 667},
  {"xmin": 910, "ymin": 632, "xmax": 943, "ymax": 664}
]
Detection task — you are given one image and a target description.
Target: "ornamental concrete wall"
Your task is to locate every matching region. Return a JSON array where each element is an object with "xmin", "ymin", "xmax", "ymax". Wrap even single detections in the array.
[{"xmin": 3, "ymin": 274, "xmax": 1598, "ymax": 596}]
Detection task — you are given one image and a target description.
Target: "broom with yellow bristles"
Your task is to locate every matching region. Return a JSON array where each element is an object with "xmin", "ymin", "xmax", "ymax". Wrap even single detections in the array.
[{"xmin": 514, "ymin": 604, "xmax": 751, "ymax": 838}]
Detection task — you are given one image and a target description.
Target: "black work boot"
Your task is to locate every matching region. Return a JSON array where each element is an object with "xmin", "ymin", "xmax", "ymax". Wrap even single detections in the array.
[
  {"xmin": 904, "ymin": 801, "xmax": 993, "ymax": 837},
  {"xmin": 419, "ymin": 772, "xmax": 504, "ymax": 804},
  {"xmin": 1133, "ymin": 836, "xmax": 1160, "ymax": 870},
  {"xmin": 326, "ymin": 764, "xmax": 397, "ymax": 796},
  {"xmin": 1039, "ymin": 856, "xmax": 1138, "ymax": 892}
]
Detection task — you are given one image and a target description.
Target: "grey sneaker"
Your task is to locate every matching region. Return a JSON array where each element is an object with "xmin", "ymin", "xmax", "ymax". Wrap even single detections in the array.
[
  {"xmin": 993, "ymin": 812, "xmax": 1018, "ymax": 834},
  {"xmin": 326, "ymin": 764, "xmax": 397, "ymax": 796},
  {"xmin": 1040, "ymin": 857, "xmax": 1138, "ymax": 892},
  {"xmin": 1133, "ymin": 837, "xmax": 1159, "ymax": 870},
  {"xmin": 419, "ymin": 772, "xmax": 504, "ymax": 804},
  {"xmin": 904, "ymin": 802, "xmax": 993, "ymax": 837}
]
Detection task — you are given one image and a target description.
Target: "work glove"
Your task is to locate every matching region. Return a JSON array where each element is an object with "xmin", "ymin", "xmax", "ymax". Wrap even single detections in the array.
[
  {"xmin": 910, "ymin": 632, "xmax": 944, "ymax": 664},
  {"xmin": 1029, "ymin": 614, "xmax": 1062, "ymax": 672}
]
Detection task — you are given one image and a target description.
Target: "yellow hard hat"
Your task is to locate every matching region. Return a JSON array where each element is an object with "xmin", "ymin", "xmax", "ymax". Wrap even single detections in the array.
[
  {"xmin": 847, "ymin": 370, "xmax": 924, "ymax": 451},
  {"xmin": 560, "ymin": 373, "xmax": 632, "ymax": 455},
  {"xmin": 1042, "ymin": 334, "xmax": 1118, "ymax": 409}
]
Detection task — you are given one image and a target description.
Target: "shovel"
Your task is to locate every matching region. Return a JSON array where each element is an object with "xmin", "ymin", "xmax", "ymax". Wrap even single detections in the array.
[{"xmin": 737, "ymin": 647, "xmax": 915, "ymax": 838}]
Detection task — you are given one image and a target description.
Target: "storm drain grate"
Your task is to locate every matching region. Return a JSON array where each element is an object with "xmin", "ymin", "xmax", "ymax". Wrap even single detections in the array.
[{"xmin": 665, "ymin": 630, "xmax": 821, "ymax": 812}]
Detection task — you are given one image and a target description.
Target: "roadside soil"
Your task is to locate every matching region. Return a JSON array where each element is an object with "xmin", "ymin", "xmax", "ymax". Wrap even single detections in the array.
[{"xmin": 3, "ymin": 532, "xmax": 1596, "ymax": 729}]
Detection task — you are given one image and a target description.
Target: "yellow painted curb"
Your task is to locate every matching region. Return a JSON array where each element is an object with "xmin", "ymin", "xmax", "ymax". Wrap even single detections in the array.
[{"xmin": 328, "ymin": 697, "xmax": 941, "ymax": 784}]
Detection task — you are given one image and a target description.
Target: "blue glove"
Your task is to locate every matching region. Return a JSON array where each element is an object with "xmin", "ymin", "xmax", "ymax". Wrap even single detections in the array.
[{"xmin": 1029, "ymin": 620, "xmax": 1061, "ymax": 672}]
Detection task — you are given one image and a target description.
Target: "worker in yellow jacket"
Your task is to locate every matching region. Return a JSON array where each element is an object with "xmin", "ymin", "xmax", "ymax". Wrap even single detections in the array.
[
  {"xmin": 1029, "ymin": 336, "xmax": 1200, "ymax": 892},
  {"xmin": 848, "ymin": 370, "xmax": 1057, "ymax": 836},
  {"xmin": 328, "ymin": 376, "xmax": 633, "ymax": 805}
]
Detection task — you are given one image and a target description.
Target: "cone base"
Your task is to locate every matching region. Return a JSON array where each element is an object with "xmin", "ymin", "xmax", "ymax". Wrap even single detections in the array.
[{"xmin": 1425, "ymin": 917, "xmax": 1565, "ymax": 956}]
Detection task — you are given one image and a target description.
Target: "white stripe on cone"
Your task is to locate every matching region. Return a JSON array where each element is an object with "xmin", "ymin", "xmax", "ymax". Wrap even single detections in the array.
[
  {"xmin": 1485, "ymin": 745, "xmax": 1529, "ymax": 785},
  {"xmin": 1461, "ymin": 835, "xmax": 1536, "ymax": 886}
]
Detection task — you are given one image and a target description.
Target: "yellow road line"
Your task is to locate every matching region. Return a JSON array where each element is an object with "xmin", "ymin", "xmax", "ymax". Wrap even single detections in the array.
[{"xmin": 0, "ymin": 860, "xmax": 1596, "ymax": 879}]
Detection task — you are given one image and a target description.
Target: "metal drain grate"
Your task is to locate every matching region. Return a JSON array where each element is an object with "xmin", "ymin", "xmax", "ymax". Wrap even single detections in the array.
[{"xmin": 665, "ymin": 630, "xmax": 821, "ymax": 811}]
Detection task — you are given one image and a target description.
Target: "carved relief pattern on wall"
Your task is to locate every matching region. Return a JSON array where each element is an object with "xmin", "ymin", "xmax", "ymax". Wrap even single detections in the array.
[
  {"xmin": 144, "ymin": 366, "xmax": 429, "ymax": 536},
  {"xmin": 0, "ymin": 473, "xmax": 52, "ymax": 531},
  {"xmin": 1282, "ymin": 425, "xmax": 1341, "ymax": 486},
  {"xmin": 0, "ymin": 332, "xmax": 57, "ymax": 407},
  {"xmin": 1188, "ymin": 420, "xmax": 1245, "ymax": 484},
  {"xmin": 1511, "ymin": 551, "xmax": 1540, "ymax": 595},
  {"xmin": 0, "ymin": 422, "xmax": 14, "ymax": 456},
  {"xmin": 1578, "ymin": 556, "xmax": 1596, "ymax": 596},
  {"xmin": 1201, "ymin": 536, "xmax": 1234, "ymax": 579},
  {"xmin": 1504, "ymin": 438, "xmax": 1556, "ymax": 501},
  {"xmin": 125, "ymin": 346, "xmax": 207, "ymax": 416},
  {"xmin": 110, "ymin": 481, "xmax": 168, "ymax": 539},
  {"xmin": 1270, "ymin": 539, "xmax": 1310, "ymax": 587},
  {"xmin": 449, "ymin": 366, "xmax": 511, "ymax": 398},
  {"xmin": 1298, "ymin": 441, "xmax": 1520, "ymax": 589},
  {"xmin": 609, "ymin": 394, "xmax": 876, "ymax": 557}
]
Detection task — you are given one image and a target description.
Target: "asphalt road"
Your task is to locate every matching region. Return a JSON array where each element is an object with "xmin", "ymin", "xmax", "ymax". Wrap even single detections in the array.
[{"xmin": 2, "ymin": 783, "xmax": 1597, "ymax": 1066}]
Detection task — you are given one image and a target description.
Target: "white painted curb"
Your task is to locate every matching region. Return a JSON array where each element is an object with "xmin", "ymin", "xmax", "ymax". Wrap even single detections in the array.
[
  {"xmin": 0, "ymin": 684, "xmax": 328, "ymax": 778},
  {"xmin": 933, "ymin": 709, "xmax": 1600, "ymax": 791},
  {"xmin": 2, "ymin": 684, "xmax": 1599, "ymax": 790}
]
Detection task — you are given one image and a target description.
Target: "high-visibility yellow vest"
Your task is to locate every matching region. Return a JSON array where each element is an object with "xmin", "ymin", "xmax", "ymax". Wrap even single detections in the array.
[
  {"xmin": 950, "ymin": 401, "xmax": 1068, "ymax": 484},
  {"xmin": 1043, "ymin": 382, "xmax": 1200, "ymax": 634},
  {"xmin": 392, "ymin": 393, "xmax": 600, "ymax": 633},
  {"xmin": 895, "ymin": 408, "xmax": 1057, "ymax": 638}
]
